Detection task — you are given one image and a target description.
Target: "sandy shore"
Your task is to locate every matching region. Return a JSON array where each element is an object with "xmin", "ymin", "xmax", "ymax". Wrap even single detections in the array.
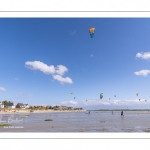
[
  {"xmin": 1, "ymin": 110, "xmax": 150, "ymax": 115},
  {"xmin": 0, "ymin": 109, "xmax": 86, "ymax": 114}
]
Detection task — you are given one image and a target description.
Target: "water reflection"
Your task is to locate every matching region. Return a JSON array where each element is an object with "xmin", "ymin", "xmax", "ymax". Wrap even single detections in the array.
[{"xmin": 0, "ymin": 111, "xmax": 150, "ymax": 132}]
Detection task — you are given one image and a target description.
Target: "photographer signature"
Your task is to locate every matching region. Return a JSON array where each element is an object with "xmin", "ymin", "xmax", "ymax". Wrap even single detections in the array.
[
  {"xmin": 0, "ymin": 117, "xmax": 23, "ymax": 123},
  {"xmin": 8, "ymin": 118, "xmax": 23, "ymax": 123}
]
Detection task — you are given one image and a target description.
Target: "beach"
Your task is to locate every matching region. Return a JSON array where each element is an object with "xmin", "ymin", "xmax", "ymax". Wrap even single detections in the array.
[
  {"xmin": 0, "ymin": 109, "xmax": 86, "ymax": 114},
  {"xmin": 1, "ymin": 109, "xmax": 149, "ymax": 114},
  {"xmin": 0, "ymin": 110, "xmax": 150, "ymax": 132}
]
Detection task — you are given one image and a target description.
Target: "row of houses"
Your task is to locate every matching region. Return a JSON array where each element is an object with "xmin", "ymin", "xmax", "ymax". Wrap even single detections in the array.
[
  {"xmin": 0, "ymin": 101, "xmax": 83, "ymax": 110},
  {"xmin": 52, "ymin": 106, "xmax": 83, "ymax": 110},
  {"xmin": 55, "ymin": 106, "xmax": 74, "ymax": 110},
  {"xmin": 30, "ymin": 105, "xmax": 82, "ymax": 110},
  {"xmin": 0, "ymin": 102, "xmax": 29, "ymax": 109}
]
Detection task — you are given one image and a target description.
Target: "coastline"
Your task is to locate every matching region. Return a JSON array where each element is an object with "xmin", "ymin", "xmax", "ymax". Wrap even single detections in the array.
[
  {"xmin": 0, "ymin": 109, "xmax": 150, "ymax": 114},
  {"xmin": 0, "ymin": 109, "xmax": 86, "ymax": 114}
]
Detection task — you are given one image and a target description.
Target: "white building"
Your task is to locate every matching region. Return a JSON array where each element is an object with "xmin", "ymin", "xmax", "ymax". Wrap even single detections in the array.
[
  {"xmin": 16, "ymin": 103, "xmax": 29, "ymax": 109},
  {"xmin": 0, "ymin": 102, "xmax": 4, "ymax": 108},
  {"xmin": 5, "ymin": 103, "xmax": 15, "ymax": 109},
  {"xmin": 58, "ymin": 106, "xmax": 68, "ymax": 110},
  {"xmin": 24, "ymin": 104, "xmax": 29, "ymax": 108}
]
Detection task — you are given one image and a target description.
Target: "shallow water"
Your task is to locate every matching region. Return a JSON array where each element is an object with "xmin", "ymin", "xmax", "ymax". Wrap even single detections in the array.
[{"xmin": 0, "ymin": 111, "xmax": 150, "ymax": 132}]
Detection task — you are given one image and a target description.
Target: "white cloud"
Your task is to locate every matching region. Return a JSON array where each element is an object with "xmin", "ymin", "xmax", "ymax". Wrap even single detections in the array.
[
  {"xmin": 134, "ymin": 70, "xmax": 150, "ymax": 76},
  {"xmin": 60, "ymin": 100, "xmax": 77, "ymax": 106},
  {"xmin": 55, "ymin": 65, "xmax": 68, "ymax": 75},
  {"xmin": 25, "ymin": 61, "xmax": 55, "ymax": 74},
  {"xmin": 136, "ymin": 52, "xmax": 150, "ymax": 60},
  {"xmin": 77, "ymin": 99, "xmax": 147, "ymax": 106},
  {"xmin": 53, "ymin": 75, "xmax": 73, "ymax": 84},
  {"xmin": 15, "ymin": 78, "xmax": 19, "ymax": 80},
  {"xmin": 0, "ymin": 87, "xmax": 6, "ymax": 91},
  {"xmin": 58, "ymin": 99, "xmax": 150, "ymax": 109},
  {"xmin": 60, "ymin": 99, "xmax": 150, "ymax": 109},
  {"xmin": 90, "ymin": 54, "xmax": 94, "ymax": 57},
  {"xmin": 81, "ymin": 99, "xmax": 113, "ymax": 106},
  {"xmin": 69, "ymin": 100, "xmax": 77, "ymax": 105},
  {"xmin": 29, "ymin": 94, "xmax": 32, "ymax": 96},
  {"xmin": 25, "ymin": 61, "xmax": 73, "ymax": 84}
]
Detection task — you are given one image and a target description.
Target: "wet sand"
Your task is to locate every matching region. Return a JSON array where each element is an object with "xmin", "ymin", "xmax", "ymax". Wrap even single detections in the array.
[
  {"xmin": 0, "ymin": 109, "xmax": 86, "ymax": 114},
  {"xmin": 0, "ymin": 111, "xmax": 150, "ymax": 132}
]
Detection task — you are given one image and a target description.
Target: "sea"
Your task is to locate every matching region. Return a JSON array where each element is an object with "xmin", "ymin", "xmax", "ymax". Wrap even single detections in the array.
[{"xmin": 0, "ymin": 111, "xmax": 150, "ymax": 132}]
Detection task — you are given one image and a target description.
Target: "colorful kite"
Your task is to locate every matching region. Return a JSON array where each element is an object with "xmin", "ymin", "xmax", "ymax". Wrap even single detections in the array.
[
  {"xmin": 89, "ymin": 27, "xmax": 95, "ymax": 38},
  {"xmin": 100, "ymin": 93, "xmax": 103, "ymax": 99}
]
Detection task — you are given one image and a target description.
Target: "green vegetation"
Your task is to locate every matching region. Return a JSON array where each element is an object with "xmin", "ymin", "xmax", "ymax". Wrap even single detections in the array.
[
  {"xmin": 2, "ymin": 100, "xmax": 13, "ymax": 105},
  {"xmin": 0, "ymin": 124, "xmax": 11, "ymax": 126},
  {"xmin": 45, "ymin": 119, "xmax": 53, "ymax": 121}
]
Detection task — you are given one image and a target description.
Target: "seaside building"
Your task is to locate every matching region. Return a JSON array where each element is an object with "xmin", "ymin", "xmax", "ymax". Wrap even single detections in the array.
[
  {"xmin": 58, "ymin": 106, "xmax": 68, "ymax": 110},
  {"xmin": 67, "ymin": 107, "xmax": 74, "ymax": 110},
  {"xmin": 5, "ymin": 103, "xmax": 15, "ymax": 109},
  {"xmin": 24, "ymin": 104, "xmax": 30, "ymax": 108},
  {"xmin": 0, "ymin": 102, "xmax": 4, "ymax": 108},
  {"xmin": 16, "ymin": 103, "xmax": 30, "ymax": 109},
  {"xmin": 74, "ymin": 108, "xmax": 83, "ymax": 110}
]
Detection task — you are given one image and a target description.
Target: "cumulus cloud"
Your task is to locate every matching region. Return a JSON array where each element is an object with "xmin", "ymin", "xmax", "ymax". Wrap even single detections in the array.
[
  {"xmin": 59, "ymin": 99, "xmax": 149, "ymax": 109},
  {"xmin": 53, "ymin": 75, "xmax": 73, "ymax": 84},
  {"xmin": 25, "ymin": 61, "xmax": 73, "ymax": 84},
  {"xmin": 55, "ymin": 65, "xmax": 68, "ymax": 75},
  {"xmin": 134, "ymin": 70, "xmax": 150, "ymax": 76},
  {"xmin": 0, "ymin": 87, "xmax": 6, "ymax": 91},
  {"xmin": 136, "ymin": 52, "xmax": 150, "ymax": 60},
  {"xmin": 25, "ymin": 61, "xmax": 55, "ymax": 74},
  {"xmin": 81, "ymin": 99, "xmax": 115, "ymax": 106},
  {"xmin": 69, "ymin": 100, "xmax": 77, "ymax": 105},
  {"xmin": 60, "ymin": 100, "xmax": 77, "ymax": 106},
  {"xmin": 58, "ymin": 99, "xmax": 150, "ymax": 110}
]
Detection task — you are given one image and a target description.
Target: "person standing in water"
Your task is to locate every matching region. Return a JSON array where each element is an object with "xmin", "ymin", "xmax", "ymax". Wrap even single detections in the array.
[{"xmin": 121, "ymin": 111, "xmax": 124, "ymax": 118}]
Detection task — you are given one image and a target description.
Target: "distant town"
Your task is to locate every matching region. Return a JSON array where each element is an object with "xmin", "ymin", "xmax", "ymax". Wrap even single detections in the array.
[
  {"xmin": 1, "ymin": 100, "xmax": 150, "ymax": 112},
  {"xmin": 0, "ymin": 100, "xmax": 83, "ymax": 111}
]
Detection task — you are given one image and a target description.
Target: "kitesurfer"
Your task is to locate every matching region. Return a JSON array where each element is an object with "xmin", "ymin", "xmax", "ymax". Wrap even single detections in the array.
[{"xmin": 121, "ymin": 111, "xmax": 124, "ymax": 118}]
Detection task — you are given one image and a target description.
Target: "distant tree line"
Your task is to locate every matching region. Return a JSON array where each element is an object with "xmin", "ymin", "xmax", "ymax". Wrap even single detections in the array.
[
  {"xmin": 1, "ymin": 100, "xmax": 83, "ymax": 110},
  {"xmin": 29, "ymin": 105, "xmax": 83, "ymax": 110},
  {"xmin": 1, "ymin": 100, "xmax": 13, "ymax": 105}
]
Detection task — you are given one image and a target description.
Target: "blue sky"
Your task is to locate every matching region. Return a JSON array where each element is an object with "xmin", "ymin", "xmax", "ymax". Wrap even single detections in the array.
[{"xmin": 0, "ymin": 18, "xmax": 150, "ymax": 110}]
